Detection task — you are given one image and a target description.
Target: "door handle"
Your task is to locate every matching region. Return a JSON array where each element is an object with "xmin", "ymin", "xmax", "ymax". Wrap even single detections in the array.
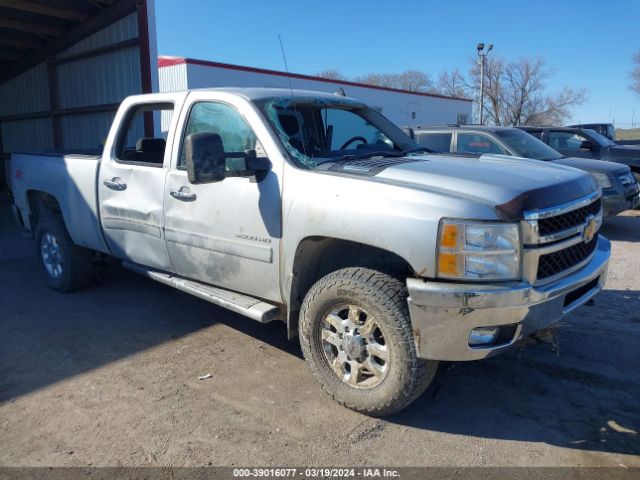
[
  {"xmin": 103, "ymin": 177, "xmax": 127, "ymax": 191},
  {"xmin": 170, "ymin": 187, "xmax": 197, "ymax": 201}
]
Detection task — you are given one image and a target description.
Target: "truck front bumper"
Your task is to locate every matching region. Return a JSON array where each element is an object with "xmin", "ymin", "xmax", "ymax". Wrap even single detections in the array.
[
  {"xmin": 407, "ymin": 236, "xmax": 611, "ymax": 361},
  {"xmin": 602, "ymin": 185, "xmax": 640, "ymax": 217}
]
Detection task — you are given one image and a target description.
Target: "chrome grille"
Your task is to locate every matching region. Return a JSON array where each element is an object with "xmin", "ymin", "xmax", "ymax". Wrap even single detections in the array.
[
  {"xmin": 537, "ymin": 198, "xmax": 601, "ymax": 237},
  {"xmin": 537, "ymin": 236, "xmax": 598, "ymax": 280},
  {"xmin": 522, "ymin": 191, "xmax": 602, "ymax": 285}
]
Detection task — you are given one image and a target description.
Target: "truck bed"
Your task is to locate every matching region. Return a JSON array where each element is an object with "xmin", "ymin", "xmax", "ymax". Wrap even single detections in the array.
[{"xmin": 10, "ymin": 151, "xmax": 109, "ymax": 254}]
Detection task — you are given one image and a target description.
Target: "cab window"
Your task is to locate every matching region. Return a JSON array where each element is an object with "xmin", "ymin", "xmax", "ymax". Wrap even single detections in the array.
[
  {"xmin": 179, "ymin": 102, "xmax": 264, "ymax": 170},
  {"xmin": 457, "ymin": 133, "xmax": 506, "ymax": 154},
  {"xmin": 116, "ymin": 103, "xmax": 174, "ymax": 166},
  {"xmin": 548, "ymin": 131, "xmax": 589, "ymax": 150}
]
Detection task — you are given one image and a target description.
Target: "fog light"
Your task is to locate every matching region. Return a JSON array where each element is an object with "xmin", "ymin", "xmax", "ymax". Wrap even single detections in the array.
[{"xmin": 469, "ymin": 327, "xmax": 500, "ymax": 346}]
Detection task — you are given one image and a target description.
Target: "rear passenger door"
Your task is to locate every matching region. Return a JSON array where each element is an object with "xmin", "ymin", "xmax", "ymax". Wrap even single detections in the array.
[{"xmin": 98, "ymin": 95, "xmax": 185, "ymax": 271}]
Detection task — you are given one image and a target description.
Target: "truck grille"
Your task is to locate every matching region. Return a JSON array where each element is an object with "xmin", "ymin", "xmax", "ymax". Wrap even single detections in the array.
[
  {"xmin": 523, "ymin": 192, "xmax": 602, "ymax": 285},
  {"xmin": 537, "ymin": 236, "xmax": 598, "ymax": 280},
  {"xmin": 537, "ymin": 198, "xmax": 601, "ymax": 236}
]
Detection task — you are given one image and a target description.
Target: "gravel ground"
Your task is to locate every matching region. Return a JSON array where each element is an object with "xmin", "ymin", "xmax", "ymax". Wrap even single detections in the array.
[{"xmin": 0, "ymin": 198, "xmax": 638, "ymax": 468}]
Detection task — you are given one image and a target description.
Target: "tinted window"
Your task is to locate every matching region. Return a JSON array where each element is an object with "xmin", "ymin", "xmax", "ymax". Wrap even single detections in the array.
[
  {"xmin": 457, "ymin": 133, "xmax": 506, "ymax": 154},
  {"xmin": 179, "ymin": 102, "xmax": 263, "ymax": 170},
  {"xmin": 415, "ymin": 132, "xmax": 452, "ymax": 152},
  {"xmin": 116, "ymin": 103, "xmax": 174, "ymax": 165},
  {"xmin": 548, "ymin": 131, "xmax": 589, "ymax": 150}
]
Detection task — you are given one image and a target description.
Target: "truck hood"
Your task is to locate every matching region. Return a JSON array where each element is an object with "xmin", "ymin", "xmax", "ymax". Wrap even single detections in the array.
[
  {"xmin": 327, "ymin": 153, "xmax": 598, "ymax": 221},
  {"xmin": 550, "ymin": 156, "xmax": 629, "ymax": 175}
]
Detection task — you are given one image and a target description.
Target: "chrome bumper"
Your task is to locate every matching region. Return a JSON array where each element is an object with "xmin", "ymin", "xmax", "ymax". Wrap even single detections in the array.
[{"xmin": 407, "ymin": 236, "xmax": 611, "ymax": 361}]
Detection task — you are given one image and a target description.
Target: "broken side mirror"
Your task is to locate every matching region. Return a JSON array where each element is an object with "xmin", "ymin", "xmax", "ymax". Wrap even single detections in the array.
[{"xmin": 185, "ymin": 132, "xmax": 226, "ymax": 184}]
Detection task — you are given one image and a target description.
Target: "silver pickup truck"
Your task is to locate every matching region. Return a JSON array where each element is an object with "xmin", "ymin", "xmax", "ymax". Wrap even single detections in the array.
[{"xmin": 9, "ymin": 88, "xmax": 610, "ymax": 415}]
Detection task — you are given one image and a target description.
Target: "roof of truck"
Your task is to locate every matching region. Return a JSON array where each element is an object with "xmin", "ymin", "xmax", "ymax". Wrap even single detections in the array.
[{"xmin": 190, "ymin": 87, "xmax": 362, "ymax": 103}]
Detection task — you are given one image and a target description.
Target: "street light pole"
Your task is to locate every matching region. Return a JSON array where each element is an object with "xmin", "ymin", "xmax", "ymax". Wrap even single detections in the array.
[{"xmin": 477, "ymin": 43, "xmax": 493, "ymax": 125}]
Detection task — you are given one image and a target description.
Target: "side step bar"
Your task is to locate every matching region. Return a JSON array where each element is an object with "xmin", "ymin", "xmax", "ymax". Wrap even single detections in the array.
[{"xmin": 123, "ymin": 261, "xmax": 282, "ymax": 323}]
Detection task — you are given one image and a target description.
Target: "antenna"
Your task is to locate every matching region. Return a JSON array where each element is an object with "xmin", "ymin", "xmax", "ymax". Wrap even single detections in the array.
[
  {"xmin": 278, "ymin": 34, "xmax": 296, "ymax": 102},
  {"xmin": 277, "ymin": 34, "xmax": 308, "ymax": 156}
]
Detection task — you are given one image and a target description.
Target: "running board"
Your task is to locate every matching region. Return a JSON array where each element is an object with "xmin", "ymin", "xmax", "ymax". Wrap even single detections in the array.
[{"xmin": 123, "ymin": 262, "xmax": 282, "ymax": 323}]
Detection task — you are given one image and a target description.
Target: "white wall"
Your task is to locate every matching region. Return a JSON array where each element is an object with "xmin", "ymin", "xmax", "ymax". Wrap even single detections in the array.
[{"xmin": 159, "ymin": 60, "xmax": 472, "ymax": 127}]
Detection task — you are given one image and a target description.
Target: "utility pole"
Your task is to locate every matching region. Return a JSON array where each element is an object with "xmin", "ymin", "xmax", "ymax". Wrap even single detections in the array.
[{"xmin": 477, "ymin": 43, "xmax": 493, "ymax": 125}]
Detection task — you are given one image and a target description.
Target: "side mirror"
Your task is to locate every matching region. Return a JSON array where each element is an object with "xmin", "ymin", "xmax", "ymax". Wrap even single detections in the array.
[
  {"xmin": 185, "ymin": 132, "xmax": 226, "ymax": 184},
  {"xmin": 579, "ymin": 140, "xmax": 595, "ymax": 151}
]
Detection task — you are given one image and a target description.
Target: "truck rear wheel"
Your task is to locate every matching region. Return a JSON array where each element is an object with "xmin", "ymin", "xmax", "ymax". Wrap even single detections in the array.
[
  {"xmin": 34, "ymin": 215, "xmax": 94, "ymax": 292},
  {"xmin": 299, "ymin": 267, "xmax": 438, "ymax": 416}
]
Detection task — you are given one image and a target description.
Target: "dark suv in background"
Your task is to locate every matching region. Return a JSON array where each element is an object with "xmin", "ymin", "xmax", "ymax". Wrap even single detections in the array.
[
  {"xmin": 518, "ymin": 126, "xmax": 640, "ymax": 181},
  {"xmin": 567, "ymin": 123, "xmax": 615, "ymax": 140},
  {"xmin": 405, "ymin": 125, "xmax": 640, "ymax": 218}
]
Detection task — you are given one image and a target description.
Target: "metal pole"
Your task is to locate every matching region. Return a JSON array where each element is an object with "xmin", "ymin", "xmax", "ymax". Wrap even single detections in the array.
[{"xmin": 479, "ymin": 54, "xmax": 485, "ymax": 125}]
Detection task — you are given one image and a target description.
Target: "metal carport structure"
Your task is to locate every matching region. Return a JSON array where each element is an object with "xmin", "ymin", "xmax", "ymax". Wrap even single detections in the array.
[{"xmin": 0, "ymin": 0, "xmax": 158, "ymax": 189}]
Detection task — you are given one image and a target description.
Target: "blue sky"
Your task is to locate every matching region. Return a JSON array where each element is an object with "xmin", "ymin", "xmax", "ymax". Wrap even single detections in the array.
[{"xmin": 155, "ymin": 0, "xmax": 640, "ymax": 127}]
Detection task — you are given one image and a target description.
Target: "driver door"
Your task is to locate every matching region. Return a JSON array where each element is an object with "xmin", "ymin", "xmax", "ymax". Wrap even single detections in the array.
[{"xmin": 163, "ymin": 92, "xmax": 283, "ymax": 302}]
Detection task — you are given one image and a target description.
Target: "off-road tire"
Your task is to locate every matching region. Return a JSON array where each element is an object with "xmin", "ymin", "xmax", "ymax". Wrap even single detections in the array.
[
  {"xmin": 299, "ymin": 267, "xmax": 438, "ymax": 416},
  {"xmin": 34, "ymin": 214, "xmax": 94, "ymax": 292}
]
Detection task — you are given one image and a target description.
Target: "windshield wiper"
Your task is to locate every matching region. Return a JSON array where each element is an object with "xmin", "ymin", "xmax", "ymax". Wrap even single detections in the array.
[
  {"xmin": 402, "ymin": 147, "xmax": 432, "ymax": 155},
  {"xmin": 316, "ymin": 150, "xmax": 405, "ymax": 165}
]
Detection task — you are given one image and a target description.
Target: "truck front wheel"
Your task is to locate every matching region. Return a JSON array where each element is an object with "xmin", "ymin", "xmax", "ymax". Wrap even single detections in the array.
[
  {"xmin": 299, "ymin": 267, "xmax": 438, "ymax": 416},
  {"xmin": 34, "ymin": 215, "xmax": 94, "ymax": 292}
]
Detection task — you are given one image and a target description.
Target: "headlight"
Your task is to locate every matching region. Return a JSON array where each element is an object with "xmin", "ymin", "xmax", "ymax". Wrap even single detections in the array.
[
  {"xmin": 592, "ymin": 173, "xmax": 612, "ymax": 189},
  {"xmin": 437, "ymin": 220, "xmax": 521, "ymax": 281}
]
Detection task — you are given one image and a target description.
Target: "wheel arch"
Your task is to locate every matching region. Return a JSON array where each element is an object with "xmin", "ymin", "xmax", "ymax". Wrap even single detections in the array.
[
  {"xmin": 285, "ymin": 236, "xmax": 413, "ymax": 339},
  {"xmin": 27, "ymin": 190, "xmax": 65, "ymax": 231}
]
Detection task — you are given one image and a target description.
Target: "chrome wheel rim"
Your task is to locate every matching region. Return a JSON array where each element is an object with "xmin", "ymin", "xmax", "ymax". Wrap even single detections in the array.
[
  {"xmin": 321, "ymin": 304, "xmax": 389, "ymax": 389},
  {"xmin": 41, "ymin": 232, "xmax": 63, "ymax": 279}
]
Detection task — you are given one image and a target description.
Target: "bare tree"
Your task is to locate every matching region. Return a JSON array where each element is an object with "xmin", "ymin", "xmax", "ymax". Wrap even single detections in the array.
[
  {"xmin": 463, "ymin": 56, "xmax": 587, "ymax": 126},
  {"xmin": 436, "ymin": 69, "xmax": 468, "ymax": 98},
  {"xmin": 632, "ymin": 51, "xmax": 640, "ymax": 96},
  {"xmin": 316, "ymin": 69, "xmax": 348, "ymax": 80},
  {"xmin": 395, "ymin": 70, "xmax": 434, "ymax": 92},
  {"xmin": 354, "ymin": 70, "xmax": 434, "ymax": 92}
]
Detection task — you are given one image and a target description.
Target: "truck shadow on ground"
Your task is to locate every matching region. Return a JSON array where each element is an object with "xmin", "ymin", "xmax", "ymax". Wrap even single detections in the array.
[{"xmin": 0, "ymin": 229, "xmax": 301, "ymax": 405}]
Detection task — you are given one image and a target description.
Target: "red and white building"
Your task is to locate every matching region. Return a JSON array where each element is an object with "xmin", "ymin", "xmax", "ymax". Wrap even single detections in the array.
[{"xmin": 158, "ymin": 56, "xmax": 472, "ymax": 127}]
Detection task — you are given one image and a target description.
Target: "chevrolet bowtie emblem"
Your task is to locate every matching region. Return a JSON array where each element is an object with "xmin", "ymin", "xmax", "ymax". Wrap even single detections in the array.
[{"xmin": 582, "ymin": 215, "xmax": 597, "ymax": 243}]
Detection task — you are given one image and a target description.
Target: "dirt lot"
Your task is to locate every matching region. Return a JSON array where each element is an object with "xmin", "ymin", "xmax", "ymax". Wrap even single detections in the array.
[{"xmin": 0, "ymin": 197, "xmax": 639, "ymax": 468}]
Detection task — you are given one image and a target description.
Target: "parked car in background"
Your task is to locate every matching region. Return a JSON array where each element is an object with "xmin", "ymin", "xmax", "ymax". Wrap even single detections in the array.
[
  {"xmin": 405, "ymin": 125, "xmax": 640, "ymax": 217},
  {"xmin": 518, "ymin": 126, "xmax": 640, "ymax": 183},
  {"xmin": 9, "ymin": 88, "xmax": 610, "ymax": 415},
  {"xmin": 567, "ymin": 123, "xmax": 614, "ymax": 140}
]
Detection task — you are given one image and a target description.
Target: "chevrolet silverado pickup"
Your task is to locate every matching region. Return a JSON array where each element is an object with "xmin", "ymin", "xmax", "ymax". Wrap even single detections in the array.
[{"xmin": 9, "ymin": 88, "xmax": 610, "ymax": 415}]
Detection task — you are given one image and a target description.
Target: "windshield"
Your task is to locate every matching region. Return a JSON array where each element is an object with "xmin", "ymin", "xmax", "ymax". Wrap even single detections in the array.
[
  {"xmin": 254, "ymin": 97, "xmax": 420, "ymax": 168},
  {"xmin": 495, "ymin": 129, "xmax": 562, "ymax": 161},
  {"xmin": 584, "ymin": 129, "xmax": 615, "ymax": 147}
]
